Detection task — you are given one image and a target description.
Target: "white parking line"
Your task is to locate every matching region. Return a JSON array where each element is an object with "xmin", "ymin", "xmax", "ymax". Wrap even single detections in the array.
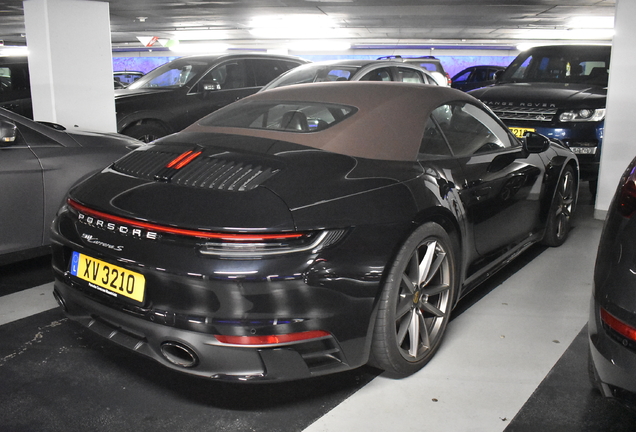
[
  {"xmin": 0, "ymin": 282, "xmax": 59, "ymax": 326},
  {"xmin": 304, "ymin": 208, "xmax": 603, "ymax": 431}
]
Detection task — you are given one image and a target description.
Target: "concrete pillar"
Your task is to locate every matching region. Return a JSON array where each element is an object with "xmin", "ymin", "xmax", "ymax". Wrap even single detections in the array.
[
  {"xmin": 595, "ymin": 0, "xmax": 636, "ymax": 219},
  {"xmin": 23, "ymin": 0, "xmax": 116, "ymax": 133}
]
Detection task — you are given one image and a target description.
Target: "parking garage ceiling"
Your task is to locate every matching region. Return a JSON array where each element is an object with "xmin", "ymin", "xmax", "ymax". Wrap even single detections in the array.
[{"xmin": 0, "ymin": 0, "xmax": 616, "ymax": 52}]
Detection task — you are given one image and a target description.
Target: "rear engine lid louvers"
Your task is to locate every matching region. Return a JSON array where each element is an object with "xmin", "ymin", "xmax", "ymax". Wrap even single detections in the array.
[{"xmin": 112, "ymin": 148, "xmax": 279, "ymax": 192}]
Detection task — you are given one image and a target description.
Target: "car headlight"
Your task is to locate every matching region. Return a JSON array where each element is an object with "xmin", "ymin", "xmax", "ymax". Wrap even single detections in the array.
[{"xmin": 559, "ymin": 109, "xmax": 606, "ymax": 122}]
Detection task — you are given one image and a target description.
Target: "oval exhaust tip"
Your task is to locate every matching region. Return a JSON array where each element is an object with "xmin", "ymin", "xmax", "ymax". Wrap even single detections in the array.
[{"xmin": 160, "ymin": 342, "xmax": 199, "ymax": 368}]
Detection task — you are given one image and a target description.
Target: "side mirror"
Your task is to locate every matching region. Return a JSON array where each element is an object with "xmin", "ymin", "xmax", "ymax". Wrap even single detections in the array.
[
  {"xmin": 493, "ymin": 70, "xmax": 504, "ymax": 82},
  {"xmin": 521, "ymin": 131, "xmax": 551, "ymax": 154},
  {"xmin": 0, "ymin": 119, "xmax": 17, "ymax": 146}
]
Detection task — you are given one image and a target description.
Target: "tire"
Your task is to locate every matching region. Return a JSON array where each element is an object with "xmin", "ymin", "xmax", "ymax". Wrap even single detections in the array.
[
  {"xmin": 123, "ymin": 122, "xmax": 168, "ymax": 143},
  {"xmin": 542, "ymin": 165, "xmax": 575, "ymax": 247},
  {"xmin": 369, "ymin": 222, "xmax": 458, "ymax": 377}
]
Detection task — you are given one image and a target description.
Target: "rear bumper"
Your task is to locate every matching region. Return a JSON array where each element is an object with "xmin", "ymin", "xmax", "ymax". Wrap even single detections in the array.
[
  {"xmin": 53, "ymin": 277, "xmax": 354, "ymax": 381},
  {"xmin": 588, "ymin": 296, "xmax": 636, "ymax": 406}
]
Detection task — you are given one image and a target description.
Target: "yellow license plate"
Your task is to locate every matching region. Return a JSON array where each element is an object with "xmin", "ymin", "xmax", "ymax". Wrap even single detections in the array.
[
  {"xmin": 70, "ymin": 251, "xmax": 145, "ymax": 303},
  {"xmin": 509, "ymin": 127, "xmax": 535, "ymax": 138}
]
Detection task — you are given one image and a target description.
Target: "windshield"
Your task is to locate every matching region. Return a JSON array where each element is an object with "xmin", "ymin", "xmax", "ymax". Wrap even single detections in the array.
[
  {"xmin": 200, "ymin": 100, "xmax": 356, "ymax": 133},
  {"xmin": 128, "ymin": 58, "xmax": 214, "ymax": 89},
  {"xmin": 499, "ymin": 46, "xmax": 610, "ymax": 86},
  {"xmin": 264, "ymin": 65, "xmax": 361, "ymax": 90}
]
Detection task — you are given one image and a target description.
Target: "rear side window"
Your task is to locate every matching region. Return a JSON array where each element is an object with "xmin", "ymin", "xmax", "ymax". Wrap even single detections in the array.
[
  {"xmin": 398, "ymin": 67, "xmax": 425, "ymax": 84},
  {"xmin": 359, "ymin": 68, "xmax": 391, "ymax": 81},
  {"xmin": 200, "ymin": 100, "xmax": 356, "ymax": 133},
  {"xmin": 250, "ymin": 59, "xmax": 301, "ymax": 86},
  {"xmin": 419, "ymin": 116, "xmax": 452, "ymax": 157}
]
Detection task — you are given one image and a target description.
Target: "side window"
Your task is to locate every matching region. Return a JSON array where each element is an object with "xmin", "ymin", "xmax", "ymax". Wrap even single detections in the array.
[
  {"xmin": 472, "ymin": 68, "xmax": 488, "ymax": 82},
  {"xmin": 419, "ymin": 114, "xmax": 452, "ymax": 157},
  {"xmin": 0, "ymin": 67, "xmax": 12, "ymax": 92},
  {"xmin": 511, "ymin": 56, "xmax": 533, "ymax": 80},
  {"xmin": 360, "ymin": 68, "xmax": 391, "ymax": 82},
  {"xmin": 251, "ymin": 59, "xmax": 296, "ymax": 86},
  {"xmin": 397, "ymin": 67, "xmax": 424, "ymax": 84},
  {"xmin": 205, "ymin": 60, "xmax": 250, "ymax": 90},
  {"xmin": 453, "ymin": 70, "xmax": 471, "ymax": 84},
  {"xmin": 0, "ymin": 65, "xmax": 29, "ymax": 93},
  {"xmin": 435, "ymin": 102, "xmax": 516, "ymax": 157}
]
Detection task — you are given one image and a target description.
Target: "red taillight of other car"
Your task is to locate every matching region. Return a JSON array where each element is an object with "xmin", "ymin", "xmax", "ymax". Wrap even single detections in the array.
[
  {"xmin": 617, "ymin": 162, "xmax": 636, "ymax": 218},
  {"xmin": 601, "ymin": 307, "xmax": 636, "ymax": 342}
]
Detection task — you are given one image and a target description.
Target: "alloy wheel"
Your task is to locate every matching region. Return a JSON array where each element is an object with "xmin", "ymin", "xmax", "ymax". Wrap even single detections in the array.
[{"xmin": 394, "ymin": 239, "xmax": 452, "ymax": 361}]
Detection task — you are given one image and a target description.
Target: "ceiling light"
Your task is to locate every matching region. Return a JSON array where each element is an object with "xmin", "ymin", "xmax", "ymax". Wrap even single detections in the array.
[
  {"xmin": 521, "ymin": 28, "xmax": 614, "ymax": 41},
  {"xmin": 287, "ymin": 40, "xmax": 351, "ymax": 52},
  {"xmin": 569, "ymin": 16, "xmax": 614, "ymax": 29},
  {"xmin": 249, "ymin": 15, "xmax": 344, "ymax": 39},
  {"xmin": 169, "ymin": 42, "xmax": 229, "ymax": 54},
  {"xmin": 0, "ymin": 46, "xmax": 28, "ymax": 56},
  {"xmin": 170, "ymin": 30, "xmax": 229, "ymax": 41}
]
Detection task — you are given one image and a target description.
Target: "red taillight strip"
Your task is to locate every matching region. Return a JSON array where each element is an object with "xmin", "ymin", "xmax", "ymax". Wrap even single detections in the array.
[
  {"xmin": 601, "ymin": 307, "xmax": 636, "ymax": 342},
  {"xmin": 67, "ymin": 199, "xmax": 304, "ymax": 241},
  {"xmin": 214, "ymin": 330, "xmax": 330, "ymax": 346}
]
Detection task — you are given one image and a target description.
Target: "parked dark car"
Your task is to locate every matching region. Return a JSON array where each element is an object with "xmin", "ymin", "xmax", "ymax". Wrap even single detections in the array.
[
  {"xmin": 51, "ymin": 82, "xmax": 577, "ymax": 382},
  {"xmin": 113, "ymin": 71, "xmax": 144, "ymax": 86},
  {"xmin": 378, "ymin": 55, "xmax": 451, "ymax": 86},
  {"xmin": 469, "ymin": 45, "xmax": 610, "ymax": 190},
  {"xmin": 589, "ymin": 156, "xmax": 636, "ymax": 409},
  {"xmin": 0, "ymin": 108, "xmax": 140, "ymax": 265},
  {"xmin": 0, "ymin": 56, "xmax": 32, "ymax": 118},
  {"xmin": 451, "ymin": 65, "xmax": 506, "ymax": 91},
  {"xmin": 115, "ymin": 53, "xmax": 308, "ymax": 142},
  {"xmin": 261, "ymin": 59, "xmax": 439, "ymax": 91}
]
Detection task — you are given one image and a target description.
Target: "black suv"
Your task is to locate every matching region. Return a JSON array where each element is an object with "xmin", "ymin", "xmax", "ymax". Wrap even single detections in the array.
[
  {"xmin": 0, "ymin": 56, "xmax": 32, "ymax": 118},
  {"xmin": 469, "ymin": 45, "xmax": 611, "ymax": 188},
  {"xmin": 115, "ymin": 53, "xmax": 309, "ymax": 142}
]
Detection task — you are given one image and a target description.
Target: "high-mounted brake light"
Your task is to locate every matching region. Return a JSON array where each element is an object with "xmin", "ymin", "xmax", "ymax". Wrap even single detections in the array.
[
  {"xmin": 67, "ymin": 199, "xmax": 304, "ymax": 241},
  {"xmin": 214, "ymin": 330, "xmax": 330, "ymax": 346}
]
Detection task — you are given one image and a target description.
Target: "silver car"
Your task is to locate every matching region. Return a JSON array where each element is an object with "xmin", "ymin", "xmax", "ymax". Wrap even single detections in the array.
[
  {"xmin": 0, "ymin": 108, "xmax": 140, "ymax": 264},
  {"xmin": 261, "ymin": 59, "xmax": 440, "ymax": 91}
]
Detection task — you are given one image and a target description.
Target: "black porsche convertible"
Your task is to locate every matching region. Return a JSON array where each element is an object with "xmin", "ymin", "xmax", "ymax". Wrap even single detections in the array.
[{"xmin": 50, "ymin": 82, "xmax": 578, "ymax": 381}]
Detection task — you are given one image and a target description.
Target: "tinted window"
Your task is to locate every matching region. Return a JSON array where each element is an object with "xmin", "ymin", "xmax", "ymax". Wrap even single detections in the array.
[
  {"xmin": 502, "ymin": 47, "xmax": 611, "ymax": 85},
  {"xmin": 398, "ymin": 67, "xmax": 425, "ymax": 84},
  {"xmin": 433, "ymin": 102, "xmax": 516, "ymax": 157},
  {"xmin": 267, "ymin": 65, "xmax": 360, "ymax": 89},
  {"xmin": 250, "ymin": 59, "xmax": 299, "ymax": 86},
  {"xmin": 207, "ymin": 60, "xmax": 251, "ymax": 90},
  {"xmin": 453, "ymin": 70, "xmax": 471, "ymax": 84},
  {"xmin": 359, "ymin": 68, "xmax": 392, "ymax": 81},
  {"xmin": 200, "ymin": 100, "xmax": 356, "ymax": 133},
  {"xmin": 419, "ymin": 116, "xmax": 452, "ymax": 157},
  {"xmin": 0, "ymin": 64, "xmax": 29, "ymax": 93},
  {"xmin": 129, "ymin": 58, "xmax": 211, "ymax": 89}
]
